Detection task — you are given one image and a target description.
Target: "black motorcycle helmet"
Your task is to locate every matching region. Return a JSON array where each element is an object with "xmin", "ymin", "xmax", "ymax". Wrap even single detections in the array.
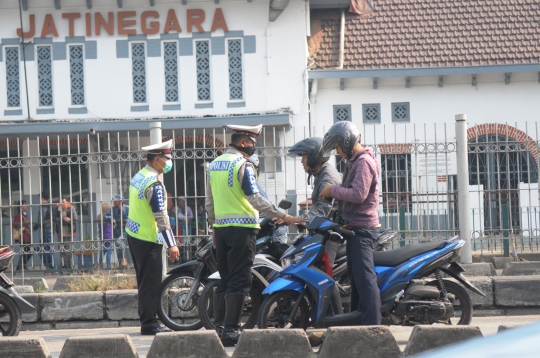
[
  {"xmin": 322, "ymin": 121, "xmax": 361, "ymax": 159},
  {"xmin": 287, "ymin": 137, "xmax": 329, "ymax": 172}
]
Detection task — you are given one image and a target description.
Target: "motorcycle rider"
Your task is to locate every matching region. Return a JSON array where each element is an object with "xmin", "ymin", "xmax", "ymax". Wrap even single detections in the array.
[
  {"xmin": 287, "ymin": 137, "xmax": 342, "ymax": 264},
  {"xmin": 320, "ymin": 121, "xmax": 382, "ymax": 326}
]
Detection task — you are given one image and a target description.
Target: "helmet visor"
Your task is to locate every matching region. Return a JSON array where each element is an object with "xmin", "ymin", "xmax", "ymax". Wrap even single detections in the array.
[{"xmin": 321, "ymin": 134, "xmax": 341, "ymax": 156}]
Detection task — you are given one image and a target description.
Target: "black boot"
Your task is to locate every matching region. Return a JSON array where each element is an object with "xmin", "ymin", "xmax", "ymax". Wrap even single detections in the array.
[
  {"xmin": 221, "ymin": 293, "xmax": 245, "ymax": 347},
  {"xmin": 213, "ymin": 290, "xmax": 226, "ymax": 337}
]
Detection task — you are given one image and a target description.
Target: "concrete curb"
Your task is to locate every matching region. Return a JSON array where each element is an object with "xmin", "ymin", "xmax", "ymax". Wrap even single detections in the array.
[
  {"xmin": 233, "ymin": 329, "xmax": 315, "ymax": 358},
  {"xmin": 403, "ymin": 325, "xmax": 483, "ymax": 356},
  {"xmin": 8, "ymin": 274, "xmax": 540, "ymax": 328},
  {"xmin": 0, "ymin": 337, "xmax": 52, "ymax": 358},
  {"xmin": 147, "ymin": 331, "xmax": 227, "ymax": 358},
  {"xmin": 58, "ymin": 334, "xmax": 138, "ymax": 358},
  {"xmin": 494, "ymin": 275, "xmax": 540, "ymax": 306},
  {"xmin": 497, "ymin": 324, "xmax": 522, "ymax": 332},
  {"xmin": 502, "ymin": 262, "xmax": 540, "ymax": 276},
  {"xmin": 318, "ymin": 326, "xmax": 400, "ymax": 358}
]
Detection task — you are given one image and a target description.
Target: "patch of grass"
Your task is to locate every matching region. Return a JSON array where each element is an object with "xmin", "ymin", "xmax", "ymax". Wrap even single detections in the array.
[
  {"xmin": 35, "ymin": 280, "xmax": 46, "ymax": 293},
  {"xmin": 67, "ymin": 270, "xmax": 137, "ymax": 292}
]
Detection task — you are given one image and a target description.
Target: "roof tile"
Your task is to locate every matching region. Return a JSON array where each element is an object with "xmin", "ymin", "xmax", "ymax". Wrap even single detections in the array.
[{"xmin": 310, "ymin": 0, "xmax": 540, "ymax": 69}]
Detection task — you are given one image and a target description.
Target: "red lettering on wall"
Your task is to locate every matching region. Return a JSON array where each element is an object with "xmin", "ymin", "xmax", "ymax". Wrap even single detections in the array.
[
  {"xmin": 62, "ymin": 13, "xmax": 81, "ymax": 37},
  {"xmin": 85, "ymin": 13, "xmax": 92, "ymax": 36},
  {"xmin": 41, "ymin": 14, "xmax": 59, "ymax": 37},
  {"xmin": 95, "ymin": 12, "xmax": 114, "ymax": 36},
  {"xmin": 118, "ymin": 11, "xmax": 137, "ymax": 35},
  {"xmin": 211, "ymin": 8, "xmax": 228, "ymax": 32},
  {"xmin": 163, "ymin": 9, "xmax": 182, "ymax": 33},
  {"xmin": 17, "ymin": 14, "xmax": 35, "ymax": 38},
  {"xmin": 187, "ymin": 9, "xmax": 205, "ymax": 33},
  {"xmin": 141, "ymin": 11, "xmax": 160, "ymax": 35}
]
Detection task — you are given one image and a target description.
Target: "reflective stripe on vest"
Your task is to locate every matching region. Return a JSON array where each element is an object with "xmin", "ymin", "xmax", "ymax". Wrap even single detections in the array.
[
  {"xmin": 126, "ymin": 167, "xmax": 167, "ymax": 243},
  {"xmin": 209, "ymin": 152, "xmax": 259, "ymax": 229}
]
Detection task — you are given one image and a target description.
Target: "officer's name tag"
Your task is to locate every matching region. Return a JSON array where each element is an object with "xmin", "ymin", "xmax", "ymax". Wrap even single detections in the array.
[{"xmin": 209, "ymin": 161, "xmax": 230, "ymax": 171}]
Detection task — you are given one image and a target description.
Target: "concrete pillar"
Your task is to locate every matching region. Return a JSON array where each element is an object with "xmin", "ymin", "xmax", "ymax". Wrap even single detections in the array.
[{"xmin": 455, "ymin": 114, "xmax": 473, "ymax": 263}]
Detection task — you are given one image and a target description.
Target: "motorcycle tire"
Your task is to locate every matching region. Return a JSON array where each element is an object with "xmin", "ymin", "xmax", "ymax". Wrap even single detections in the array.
[
  {"xmin": 157, "ymin": 271, "xmax": 207, "ymax": 331},
  {"xmin": 428, "ymin": 279, "xmax": 473, "ymax": 325},
  {"xmin": 198, "ymin": 280, "xmax": 261, "ymax": 330},
  {"xmin": 258, "ymin": 290, "xmax": 310, "ymax": 330},
  {"xmin": 0, "ymin": 292, "xmax": 22, "ymax": 336}
]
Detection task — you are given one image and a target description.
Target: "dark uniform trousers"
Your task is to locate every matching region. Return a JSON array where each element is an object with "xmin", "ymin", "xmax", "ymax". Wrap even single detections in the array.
[
  {"xmin": 215, "ymin": 226, "xmax": 257, "ymax": 295},
  {"xmin": 127, "ymin": 234, "xmax": 163, "ymax": 329},
  {"xmin": 346, "ymin": 227, "xmax": 382, "ymax": 325}
]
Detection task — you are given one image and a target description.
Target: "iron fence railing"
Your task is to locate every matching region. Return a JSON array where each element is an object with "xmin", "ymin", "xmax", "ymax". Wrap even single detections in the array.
[{"xmin": 0, "ymin": 121, "xmax": 539, "ymax": 275}]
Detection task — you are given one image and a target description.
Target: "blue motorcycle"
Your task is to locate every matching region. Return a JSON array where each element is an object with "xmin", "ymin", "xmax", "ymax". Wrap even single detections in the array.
[{"xmin": 257, "ymin": 216, "xmax": 485, "ymax": 329}]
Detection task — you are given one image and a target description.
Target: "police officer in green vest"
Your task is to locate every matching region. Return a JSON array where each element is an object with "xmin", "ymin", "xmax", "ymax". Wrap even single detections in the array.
[
  {"xmin": 206, "ymin": 124, "xmax": 306, "ymax": 346},
  {"xmin": 125, "ymin": 139, "xmax": 179, "ymax": 335}
]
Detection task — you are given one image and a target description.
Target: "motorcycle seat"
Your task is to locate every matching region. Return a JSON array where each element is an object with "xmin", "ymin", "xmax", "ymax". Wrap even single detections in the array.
[{"xmin": 373, "ymin": 240, "xmax": 445, "ymax": 267}]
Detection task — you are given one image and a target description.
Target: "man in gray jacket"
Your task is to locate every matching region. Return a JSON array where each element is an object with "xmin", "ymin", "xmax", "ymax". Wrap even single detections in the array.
[{"xmin": 287, "ymin": 137, "xmax": 342, "ymax": 264}]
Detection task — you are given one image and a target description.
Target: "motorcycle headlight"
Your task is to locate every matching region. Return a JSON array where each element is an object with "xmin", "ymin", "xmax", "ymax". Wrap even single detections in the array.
[{"xmin": 280, "ymin": 252, "xmax": 305, "ymax": 268}]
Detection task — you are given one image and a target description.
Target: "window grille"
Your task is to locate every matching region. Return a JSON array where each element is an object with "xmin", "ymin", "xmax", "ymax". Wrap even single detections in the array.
[
  {"xmin": 131, "ymin": 43, "xmax": 147, "ymax": 103},
  {"xmin": 392, "ymin": 102, "xmax": 410, "ymax": 122},
  {"xmin": 196, "ymin": 41, "xmax": 211, "ymax": 101},
  {"xmin": 5, "ymin": 47, "xmax": 20, "ymax": 107},
  {"xmin": 69, "ymin": 45, "xmax": 85, "ymax": 106},
  {"xmin": 362, "ymin": 103, "xmax": 380, "ymax": 124},
  {"xmin": 333, "ymin": 105, "xmax": 351, "ymax": 122},
  {"xmin": 163, "ymin": 42, "xmax": 178, "ymax": 103},
  {"xmin": 37, "ymin": 46, "xmax": 53, "ymax": 107},
  {"xmin": 228, "ymin": 39, "xmax": 243, "ymax": 100}
]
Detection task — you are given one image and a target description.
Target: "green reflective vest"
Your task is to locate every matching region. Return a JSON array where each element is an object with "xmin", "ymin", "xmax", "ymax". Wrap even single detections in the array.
[
  {"xmin": 125, "ymin": 167, "xmax": 166, "ymax": 244},
  {"xmin": 209, "ymin": 152, "xmax": 259, "ymax": 229}
]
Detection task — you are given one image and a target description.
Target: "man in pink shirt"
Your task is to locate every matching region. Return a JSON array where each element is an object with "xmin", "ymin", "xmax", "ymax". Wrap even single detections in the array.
[{"xmin": 320, "ymin": 121, "xmax": 382, "ymax": 325}]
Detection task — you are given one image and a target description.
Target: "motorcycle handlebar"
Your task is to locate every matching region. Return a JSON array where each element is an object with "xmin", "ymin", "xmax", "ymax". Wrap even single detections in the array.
[{"xmin": 336, "ymin": 227, "xmax": 355, "ymax": 237}]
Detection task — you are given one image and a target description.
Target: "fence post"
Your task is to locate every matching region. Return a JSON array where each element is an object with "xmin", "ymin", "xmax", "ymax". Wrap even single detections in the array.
[
  {"xmin": 502, "ymin": 204, "xmax": 510, "ymax": 257},
  {"xmin": 399, "ymin": 206, "xmax": 406, "ymax": 247},
  {"xmin": 455, "ymin": 114, "xmax": 473, "ymax": 264},
  {"xmin": 150, "ymin": 122, "xmax": 168, "ymax": 277}
]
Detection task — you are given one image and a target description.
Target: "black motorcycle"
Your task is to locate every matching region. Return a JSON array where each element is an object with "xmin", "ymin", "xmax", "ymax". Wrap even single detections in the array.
[
  {"xmin": 0, "ymin": 247, "xmax": 36, "ymax": 336},
  {"xmin": 157, "ymin": 201, "xmax": 292, "ymax": 331}
]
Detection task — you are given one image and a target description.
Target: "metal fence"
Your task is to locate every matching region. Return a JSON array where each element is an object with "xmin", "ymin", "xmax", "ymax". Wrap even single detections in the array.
[{"xmin": 0, "ymin": 120, "xmax": 539, "ymax": 275}]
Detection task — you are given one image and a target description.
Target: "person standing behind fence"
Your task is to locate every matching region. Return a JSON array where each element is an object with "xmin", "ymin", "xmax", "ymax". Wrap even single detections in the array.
[
  {"xmin": 54, "ymin": 197, "xmax": 78, "ymax": 274},
  {"xmin": 14, "ymin": 200, "xmax": 32, "ymax": 271},
  {"xmin": 97, "ymin": 203, "xmax": 114, "ymax": 270},
  {"xmin": 34, "ymin": 193, "xmax": 55, "ymax": 271},
  {"xmin": 176, "ymin": 197, "xmax": 193, "ymax": 237},
  {"xmin": 105, "ymin": 195, "xmax": 129, "ymax": 268}
]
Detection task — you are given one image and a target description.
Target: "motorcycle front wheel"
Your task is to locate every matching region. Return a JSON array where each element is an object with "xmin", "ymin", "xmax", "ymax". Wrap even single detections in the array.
[
  {"xmin": 157, "ymin": 271, "xmax": 206, "ymax": 331},
  {"xmin": 0, "ymin": 292, "xmax": 22, "ymax": 336},
  {"xmin": 198, "ymin": 280, "xmax": 261, "ymax": 330},
  {"xmin": 257, "ymin": 290, "xmax": 310, "ymax": 330}
]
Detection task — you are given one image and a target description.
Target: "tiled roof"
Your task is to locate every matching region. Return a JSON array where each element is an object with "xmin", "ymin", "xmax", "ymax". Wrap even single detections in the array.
[{"xmin": 309, "ymin": 0, "xmax": 540, "ymax": 70}]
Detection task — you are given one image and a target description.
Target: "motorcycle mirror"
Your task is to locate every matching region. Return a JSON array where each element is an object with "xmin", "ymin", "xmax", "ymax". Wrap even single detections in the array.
[{"xmin": 278, "ymin": 200, "xmax": 292, "ymax": 210}]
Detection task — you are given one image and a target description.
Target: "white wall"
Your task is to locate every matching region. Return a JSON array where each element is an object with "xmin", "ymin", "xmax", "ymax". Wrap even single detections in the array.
[
  {"xmin": 0, "ymin": 0, "xmax": 309, "ymax": 123},
  {"xmin": 313, "ymin": 72, "xmax": 540, "ymax": 193}
]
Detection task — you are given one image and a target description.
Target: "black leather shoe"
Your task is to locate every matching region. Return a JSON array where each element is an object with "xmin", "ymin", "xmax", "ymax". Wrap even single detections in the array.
[{"xmin": 141, "ymin": 326, "xmax": 172, "ymax": 336}]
